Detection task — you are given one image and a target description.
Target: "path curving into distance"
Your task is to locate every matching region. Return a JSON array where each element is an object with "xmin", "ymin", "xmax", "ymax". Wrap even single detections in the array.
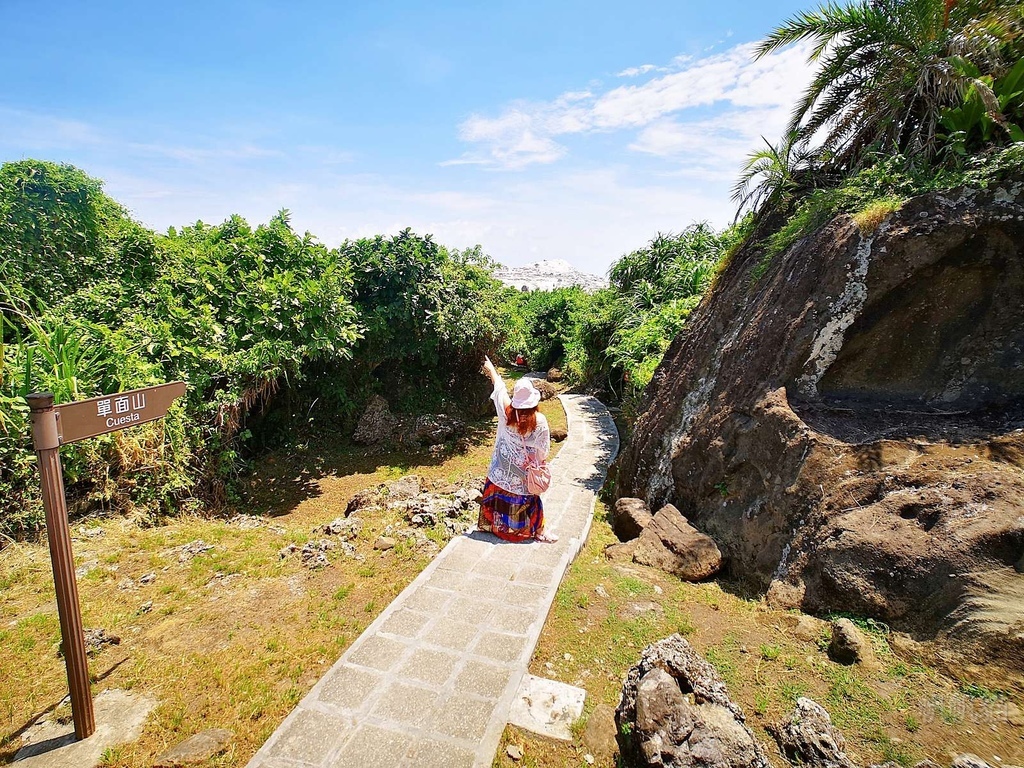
[{"xmin": 245, "ymin": 393, "xmax": 619, "ymax": 768}]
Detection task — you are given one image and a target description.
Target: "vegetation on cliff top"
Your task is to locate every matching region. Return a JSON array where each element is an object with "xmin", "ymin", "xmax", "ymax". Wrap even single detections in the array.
[{"xmin": 735, "ymin": 0, "xmax": 1024, "ymax": 258}]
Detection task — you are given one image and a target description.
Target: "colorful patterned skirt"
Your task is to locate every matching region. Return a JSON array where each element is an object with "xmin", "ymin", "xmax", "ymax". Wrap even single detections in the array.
[{"xmin": 477, "ymin": 478, "xmax": 544, "ymax": 542}]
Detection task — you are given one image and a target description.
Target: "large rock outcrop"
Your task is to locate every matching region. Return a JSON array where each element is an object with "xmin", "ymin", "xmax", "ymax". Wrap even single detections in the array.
[
  {"xmin": 616, "ymin": 635, "xmax": 771, "ymax": 767},
  {"xmin": 615, "ymin": 181, "xmax": 1024, "ymax": 676}
]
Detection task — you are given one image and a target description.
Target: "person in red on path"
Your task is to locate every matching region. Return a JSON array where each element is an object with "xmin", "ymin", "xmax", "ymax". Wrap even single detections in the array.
[{"xmin": 476, "ymin": 356, "xmax": 557, "ymax": 542}]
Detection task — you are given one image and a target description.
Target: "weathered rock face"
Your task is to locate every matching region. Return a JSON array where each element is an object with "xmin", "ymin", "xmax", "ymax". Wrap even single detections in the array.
[
  {"xmin": 615, "ymin": 182, "xmax": 1024, "ymax": 675},
  {"xmin": 616, "ymin": 634, "xmax": 771, "ymax": 768}
]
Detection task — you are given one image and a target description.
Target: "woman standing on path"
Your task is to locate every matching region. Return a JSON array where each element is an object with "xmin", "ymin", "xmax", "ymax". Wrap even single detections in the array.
[{"xmin": 478, "ymin": 356, "xmax": 558, "ymax": 543}]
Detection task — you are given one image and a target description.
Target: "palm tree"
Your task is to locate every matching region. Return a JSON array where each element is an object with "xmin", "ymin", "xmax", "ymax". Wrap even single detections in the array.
[
  {"xmin": 756, "ymin": 0, "xmax": 1024, "ymax": 170},
  {"xmin": 731, "ymin": 131, "xmax": 814, "ymax": 217}
]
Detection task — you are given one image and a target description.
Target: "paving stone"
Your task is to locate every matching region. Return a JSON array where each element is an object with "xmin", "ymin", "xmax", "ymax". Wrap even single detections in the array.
[
  {"xmin": 486, "ymin": 605, "xmax": 535, "ymax": 635},
  {"xmin": 369, "ymin": 682, "xmax": 440, "ymax": 727},
  {"xmin": 424, "ymin": 618, "xmax": 481, "ymax": 652},
  {"xmin": 453, "ymin": 536, "xmax": 493, "ymax": 557},
  {"xmin": 436, "ymin": 548, "xmax": 483, "ymax": 572},
  {"xmin": 473, "ymin": 631, "xmax": 528, "ymax": 663},
  {"xmin": 488, "ymin": 542, "xmax": 533, "ymax": 561},
  {"xmin": 446, "ymin": 595, "xmax": 497, "ymax": 624},
  {"xmin": 379, "ymin": 608, "xmax": 431, "ymax": 639},
  {"xmin": 425, "ymin": 568, "xmax": 464, "ymax": 591},
  {"xmin": 503, "ymin": 583, "xmax": 547, "ymax": 608},
  {"xmin": 528, "ymin": 546, "xmax": 565, "ymax": 567},
  {"xmin": 407, "ymin": 738, "xmax": 477, "ymax": 768},
  {"xmin": 267, "ymin": 708, "xmax": 350, "ymax": 763},
  {"xmin": 401, "ymin": 586, "xmax": 452, "ymax": 612},
  {"xmin": 472, "ymin": 557, "xmax": 520, "ymax": 579},
  {"xmin": 513, "ymin": 563, "xmax": 555, "ymax": 587},
  {"xmin": 430, "ymin": 696, "xmax": 493, "ymax": 741},
  {"xmin": 454, "ymin": 660, "xmax": 513, "ymax": 699},
  {"xmin": 508, "ymin": 674, "xmax": 587, "ymax": 741},
  {"xmin": 316, "ymin": 664, "xmax": 382, "ymax": 711},
  {"xmin": 399, "ymin": 647, "xmax": 461, "ymax": 686},
  {"xmin": 347, "ymin": 635, "xmax": 408, "ymax": 672},
  {"xmin": 333, "ymin": 724, "xmax": 411, "ymax": 768},
  {"xmin": 455, "ymin": 573, "xmax": 501, "ymax": 595}
]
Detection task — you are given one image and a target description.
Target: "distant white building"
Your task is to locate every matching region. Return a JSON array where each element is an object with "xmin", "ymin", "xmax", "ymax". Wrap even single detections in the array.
[{"xmin": 493, "ymin": 259, "xmax": 608, "ymax": 293}]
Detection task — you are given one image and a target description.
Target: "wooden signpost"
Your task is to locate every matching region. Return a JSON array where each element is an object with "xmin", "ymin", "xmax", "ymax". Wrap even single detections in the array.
[{"xmin": 27, "ymin": 382, "xmax": 186, "ymax": 740}]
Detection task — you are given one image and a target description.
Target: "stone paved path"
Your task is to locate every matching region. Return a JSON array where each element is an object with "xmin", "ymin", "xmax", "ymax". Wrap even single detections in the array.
[{"xmin": 245, "ymin": 394, "xmax": 618, "ymax": 768}]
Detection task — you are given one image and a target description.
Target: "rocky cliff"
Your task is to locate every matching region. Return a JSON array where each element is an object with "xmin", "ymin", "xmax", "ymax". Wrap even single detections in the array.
[{"xmin": 615, "ymin": 181, "xmax": 1024, "ymax": 677}]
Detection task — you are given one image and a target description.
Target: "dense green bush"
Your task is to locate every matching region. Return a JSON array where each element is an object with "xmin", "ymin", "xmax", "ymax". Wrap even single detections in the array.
[
  {"xmin": 0, "ymin": 160, "xmax": 156, "ymax": 317},
  {"xmin": 330, "ymin": 235, "xmax": 512, "ymax": 414},
  {"xmin": 0, "ymin": 161, "xmax": 511, "ymax": 539}
]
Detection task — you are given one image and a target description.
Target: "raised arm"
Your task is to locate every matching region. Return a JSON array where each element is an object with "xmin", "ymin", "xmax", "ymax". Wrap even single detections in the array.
[
  {"xmin": 482, "ymin": 356, "xmax": 510, "ymax": 416},
  {"xmin": 482, "ymin": 356, "xmax": 502, "ymax": 389}
]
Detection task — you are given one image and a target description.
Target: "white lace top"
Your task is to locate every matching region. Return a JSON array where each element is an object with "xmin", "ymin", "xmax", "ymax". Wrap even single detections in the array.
[{"xmin": 486, "ymin": 377, "xmax": 550, "ymax": 495}]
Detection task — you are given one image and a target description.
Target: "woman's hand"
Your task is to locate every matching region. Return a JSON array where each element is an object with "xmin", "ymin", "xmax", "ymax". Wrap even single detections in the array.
[{"xmin": 482, "ymin": 355, "xmax": 498, "ymax": 378}]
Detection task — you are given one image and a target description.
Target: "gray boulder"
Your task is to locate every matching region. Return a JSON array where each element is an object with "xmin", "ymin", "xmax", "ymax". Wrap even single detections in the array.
[
  {"xmin": 612, "ymin": 498, "xmax": 654, "ymax": 541},
  {"xmin": 633, "ymin": 505, "xmax": 723, "ymax": 581},
  {"xmin": 353, "ymin": 395, "xmax": 398, "ymax": 445},
  {"xmin": 768, "ymin": 697, "xmax": 857, "ymax": 768},
  {"xmin": 412, "ymin": 413, "xmax": 466, "ymax": 445},
  {"xmin": 387, "ymin": 475, "xmax": 421, "ymax": 500},
  {"xmin": 616, "ymin": 634, "xmax": 770, "ymax": 768},
  {"xmin": 534, "ymin": 378, "xmax": 558, "ymax": 400}
]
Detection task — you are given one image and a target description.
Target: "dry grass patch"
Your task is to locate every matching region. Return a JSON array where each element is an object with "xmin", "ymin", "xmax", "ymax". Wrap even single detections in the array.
[{"xmin": 492, "ymin": 503, "xmax": 1024, "ymax": 768}]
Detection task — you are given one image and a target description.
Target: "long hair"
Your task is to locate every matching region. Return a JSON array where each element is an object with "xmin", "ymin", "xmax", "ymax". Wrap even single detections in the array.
[{"xmin": 505, "ymin": 404, "xmax": 538, "ymax": 436}]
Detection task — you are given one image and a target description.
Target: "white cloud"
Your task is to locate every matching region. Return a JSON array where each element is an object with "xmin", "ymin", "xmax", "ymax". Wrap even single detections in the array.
[
  {"xmin": 0, "ymin": 39, "xmax": 816, "ymax": 277},
  {"xmin": 450, "ymin": 40, "xmax": 813, "ymax": 170},
  {"xmin": 616, "ymin": 64, "xmax": 661, "ymax": 77}
]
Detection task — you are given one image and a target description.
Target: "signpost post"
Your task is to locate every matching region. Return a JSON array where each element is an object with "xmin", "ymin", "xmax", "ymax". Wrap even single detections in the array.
[{"xmin": 27, "ymin": 382, "xmax": 186, "ymax": 741}]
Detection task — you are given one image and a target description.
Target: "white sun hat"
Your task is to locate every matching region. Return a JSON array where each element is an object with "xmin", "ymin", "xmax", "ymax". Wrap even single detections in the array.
[{"xmin": 511, "ymin": 378, "xmax": 541, "ymax": 409}]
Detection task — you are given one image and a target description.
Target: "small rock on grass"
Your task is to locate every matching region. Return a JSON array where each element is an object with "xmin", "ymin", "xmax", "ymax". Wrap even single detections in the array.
[
  {"xmin": 620, "ymin": 601, "xmax": 663, "ymax": 620},
  {"xmin": 506, "ymin": 744, "xmax": 523, "ymax": 760},
  {"xmin": 374, "ymin": 536, "xmax": 396, "ymax": 551},
  {"xmin": 582, "ymin": 703, "xmax": 618, "ymax": 762},
  {"xmin": 828, "ymin": 618, "xmax": 874, "ymax": 667},
  {"xmin": 154, "ymin": 728, "xmax": 234, "ymax": 767},
  {"xmin": 79, "ymin": 628, "xmax": 120, "ymax": 657},
  {"xmin": 792, "ymin": 614, "xmax": 824, "ymax": 642}
]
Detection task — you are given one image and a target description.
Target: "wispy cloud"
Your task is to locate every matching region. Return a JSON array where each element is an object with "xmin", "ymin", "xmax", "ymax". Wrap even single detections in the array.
[
  {"xmin": 616, "ymin": 64, "xmax": 662, "ymax": 78},
  {"xmin": 449, "ymin": 41, "xmax": 812, "ymax": 170}
]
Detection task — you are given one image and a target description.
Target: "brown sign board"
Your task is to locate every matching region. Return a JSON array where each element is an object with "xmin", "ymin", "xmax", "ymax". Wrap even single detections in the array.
[{"xmin": 56, "ymin": 382, "xmax": 187, "ymax": 445}]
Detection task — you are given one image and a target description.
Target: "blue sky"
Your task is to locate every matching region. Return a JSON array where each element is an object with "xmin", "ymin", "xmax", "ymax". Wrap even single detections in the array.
[{"xmin": 1, "ymin": 0, "xmax": 816, "ymax": 274}]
